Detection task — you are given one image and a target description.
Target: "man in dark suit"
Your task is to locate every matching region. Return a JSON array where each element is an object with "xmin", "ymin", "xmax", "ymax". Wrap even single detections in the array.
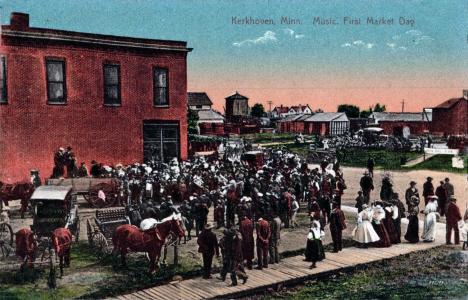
[{"xmin": 197, "ymin": 222, "xmax": 220, "ymax": 279}]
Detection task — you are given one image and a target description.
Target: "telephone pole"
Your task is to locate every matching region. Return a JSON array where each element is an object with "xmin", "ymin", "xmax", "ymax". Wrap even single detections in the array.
[
  {"xmin": 267, "ymin": 100, "xmax": 273, "ymax": 112},
  {"xmin": 401, "ymin": 99, "xmax": 405, "ymax": 113}
]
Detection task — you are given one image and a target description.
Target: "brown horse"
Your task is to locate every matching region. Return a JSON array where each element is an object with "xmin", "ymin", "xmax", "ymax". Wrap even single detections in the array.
[
  {"xmin": 0, "ymin": 181, "xmax": 35, "ymax": 218},
  {"xmin": 113, "ymin": 218, "xmax": 184, "ymax": 274},
  {"xmin": 15, "ymin": 229, "xmax": 35, "ymax": 269},
  {"xmin": 52, "ymin": 228, "xmax": 72, "ymax": 277}
]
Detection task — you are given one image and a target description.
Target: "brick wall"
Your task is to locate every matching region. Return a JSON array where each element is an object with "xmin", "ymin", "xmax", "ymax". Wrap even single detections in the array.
[{"xmin": 0, "ymin": 15, "xmax": 189, "ymax": 182}]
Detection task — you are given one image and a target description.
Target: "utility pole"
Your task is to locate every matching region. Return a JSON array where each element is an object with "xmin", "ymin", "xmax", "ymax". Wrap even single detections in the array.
[
  {"xmin": 401, "ymin": 99, "xmax": 405, "ymax": 113},
  {"xmin": 267, "ymin": 100, "xmax": 273, "ymax": 112}
]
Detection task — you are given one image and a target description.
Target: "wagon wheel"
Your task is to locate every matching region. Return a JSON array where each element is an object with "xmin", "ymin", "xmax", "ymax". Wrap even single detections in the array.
[
  {"xmin": 88, "ymin": 183, "xmax": 118, "ymax": 208},
  {"xmin": 307, "ymin": 152, "xmax": 320, "ymax": 164},
  {"xmin": 91, "ymin": 232, "xmax": 109, "ymax": 259},
  {"xmin": 0, "ymin": 222, "xmax": 13, "ymax": 260},
  {"xmin": 87, "ymin": 219, "xmax": 94, "ymax": 245},
  {"xmin": 74, "ymin": 216, "xmax": 80, "ymax": 243}
]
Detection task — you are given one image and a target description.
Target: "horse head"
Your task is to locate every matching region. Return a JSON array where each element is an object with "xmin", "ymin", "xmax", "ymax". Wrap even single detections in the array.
[{"xmin": 170, "ymin": 217, "xmax": 184, "ymax": 238}]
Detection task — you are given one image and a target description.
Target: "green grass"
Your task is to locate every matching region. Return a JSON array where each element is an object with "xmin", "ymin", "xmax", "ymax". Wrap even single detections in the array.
[
  {"xmin": 258, "ymin": 246, "xmax": 468, "ymax": 300},
  {"xmin": 245, "ymin": 133, "xmax": 298, "ymax": 144},
  {"xmin": 403, "ymin": 155, "xmax": 467, "ymax": 174},
  {"xmin": 265, "ymin": 145, "xmax": 465, "ymax": 174}
]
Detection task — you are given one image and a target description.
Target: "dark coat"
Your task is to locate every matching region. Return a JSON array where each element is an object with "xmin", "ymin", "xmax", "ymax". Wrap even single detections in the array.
[{"xmin": 197, "ymin": 230, "xmax": 219, "ymax": 256}]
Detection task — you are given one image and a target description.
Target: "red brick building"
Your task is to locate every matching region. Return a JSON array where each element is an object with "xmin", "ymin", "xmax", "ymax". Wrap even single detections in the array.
[
  {"xmin": 0, "ymin": 13, "xmax": 192, "ymax": 182},
  {"xmin": 431, "ymin": 93, "xmax": 468, "ymax": 136},
  {"xmin": 369, "ymin": 112, "xmax": 431, "ymax": 136}
]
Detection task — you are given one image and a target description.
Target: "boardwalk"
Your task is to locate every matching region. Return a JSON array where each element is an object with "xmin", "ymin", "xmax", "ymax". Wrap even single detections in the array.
[{"xmin": 115, "ymin": 215, "xmax": 450, "ymax": 300}]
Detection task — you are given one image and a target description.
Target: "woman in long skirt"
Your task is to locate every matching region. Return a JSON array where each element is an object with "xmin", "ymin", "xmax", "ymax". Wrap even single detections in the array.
[
  {"xmin": 405, "ymin": 207, "xmax": 420, "ymax": 243},
  {"xmin": 371, "ymin": 204, "xmax": 392, "ymax": 248},
  {"xmin": 304, "ymin": 221, "xmax": 325, "ymax": 269},
  {"xmin": 354, "ymin": 204, "xmax": 380, "ymax": 248},
  {"xmin": 383, "ymin": 202, "xmax": 400, "ymax": 244},
  {"xmin": 421, "ymin": 196, "xmax": 439, "ymax": 242}
]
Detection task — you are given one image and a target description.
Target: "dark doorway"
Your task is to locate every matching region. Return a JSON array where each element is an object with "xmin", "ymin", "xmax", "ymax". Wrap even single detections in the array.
[
  {"xmin": 393, "ymin": 126, "xmax": 403, "ymax": 136},
  {"xmin": 143, "ymin": 122, "xmax": 179, "ymax": 163}
]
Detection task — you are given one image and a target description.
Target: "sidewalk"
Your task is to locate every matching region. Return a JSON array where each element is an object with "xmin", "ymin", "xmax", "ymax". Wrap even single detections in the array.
[{"xmin": 114, "ymin": 206, "xmax": 451, "ymax": 300}]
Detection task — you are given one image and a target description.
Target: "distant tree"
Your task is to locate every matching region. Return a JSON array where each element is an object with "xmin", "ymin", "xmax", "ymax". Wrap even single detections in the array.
[
  {"xmin": 251, "ymin": 103, "xmax": 266, "ymax": 118},
  {"xmin": 374, "ymin": 103, "xmax": 386, "ymax": 112},
  {"xmin": 337, "ymin": 104, "xmax": 360, "ymax": 118},
  {"xmin": 360, "ymin": 103, "xmax": 386, "ymax": 118},
  {"xmin": 315, "ymin": 109, "xmax": 324, "ymax": 113},
  {"xmin": 187, "ymin": 109, "xmax": 199, "ymax": 134}
]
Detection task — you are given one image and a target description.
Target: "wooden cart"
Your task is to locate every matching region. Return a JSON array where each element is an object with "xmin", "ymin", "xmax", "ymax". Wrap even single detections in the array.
[
  {"xmin": 46, "ymin": 177, "xmax": 121, "ymax": 208},
  {"xmin": 87, "ymin": 207, "xmax": 130, "ymax": 258}
]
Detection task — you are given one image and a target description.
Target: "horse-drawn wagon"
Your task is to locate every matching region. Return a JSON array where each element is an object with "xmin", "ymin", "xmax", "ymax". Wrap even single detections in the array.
[
  {"xmin": 307, "ymin": 144, "xmax": 337, "ymax": 163},
  {"xmin": 86, "ymin": 207, "xmax": 130, "ymax": 258},
  {"xmin": 46, "ymin": 177, "xmax": 121, "ymax": 208}
]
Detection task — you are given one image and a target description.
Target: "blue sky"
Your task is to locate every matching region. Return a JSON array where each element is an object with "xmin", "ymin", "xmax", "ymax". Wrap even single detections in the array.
[{"xmin": 1, "ymin": 0, "xmax": 467, "ymax": 112}]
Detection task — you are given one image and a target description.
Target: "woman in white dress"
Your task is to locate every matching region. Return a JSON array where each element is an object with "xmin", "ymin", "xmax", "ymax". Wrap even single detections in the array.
[
  {"xmin": 354, "ymin": 204, "xmax": 380, "ymax": 247},
  {"xmin": 421, "ymin": 195, "xmax": 440, "ymax": 242}
]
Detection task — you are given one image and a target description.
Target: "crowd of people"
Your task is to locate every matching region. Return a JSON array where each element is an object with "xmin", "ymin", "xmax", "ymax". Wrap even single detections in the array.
[{"xmin": 46, "ymin": 144, "xmax": 466, "ymax": 283}]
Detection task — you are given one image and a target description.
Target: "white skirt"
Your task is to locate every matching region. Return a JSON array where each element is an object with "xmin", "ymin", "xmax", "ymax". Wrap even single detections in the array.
[{"xmin": 354, "ymin": 220, "xmax": 380, "ymax": 243}]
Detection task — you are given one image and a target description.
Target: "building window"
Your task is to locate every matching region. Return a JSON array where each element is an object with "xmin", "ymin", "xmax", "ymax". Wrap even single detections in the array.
[
  {"xmin": 153, "ymin": 67, "xmax": 168, "ymax": 106},
  {"xmin": 0, "ymin": 56, "xmax": 7, "ymax": 104},
  {"xmin": 196, "ymin": 105, "xmax": 202, "ymax": 109},
  {"xmin": 103, "ymin": 64, "xmax": 121, "ymax": 106},
  {"xmin": 46, "ymin": 59, "xmax": 66, "ymax": 104}
]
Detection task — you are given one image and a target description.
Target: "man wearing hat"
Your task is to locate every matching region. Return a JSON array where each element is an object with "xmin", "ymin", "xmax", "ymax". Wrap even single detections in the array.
[
  {"xmin": 218, "ymin": 228, "xmax": 248, "ymax": 286},
  {"xmin": 355, "ymin": 191, "xmax": 366, "ymax": 213},
  {"xmin": 422, "ymin": 177, "xmax": 435, "ymax": 206},
  {"xmin": 329, "ymin": 201, "xmax": 347, "ymax": 253},
  {"xmin": 195, "ymin": 198, "xmax": 209, "ymax": 237},
  {"xmin": 405, "ymin": 181, "xmax": 420, "ymax": 212},
  {"xmin": 197, "ymin": 222, "xmax": 220, "ymax": 279},
  {"xmin": 269, "ymin": 212, "xmax": 282, "ymax": 264},
  {"xmin": 64, "ymin": 146, "xmax": 77, "ymax": 178},
  {"xmin": 239, "ymin": 213, "xmax": 255, "ymax": 270},
  {"xmin": 77, "ymin": 162, "xmax": 89, "ymax": 178},
  {"xmin": 359, "ymin": 171, "xmax": 374, "ymax": 204},
  {"xmin": 444, "ymin": 177, "xmax": 454, "ymax": 198},
  {"xmin": 446, "ymin": 196, "xmax": 462, "ymax": 245},
  {"xmin": 214, "ymin": 202, "xmax": 225, "ymax": 229},
  {"xmin": 435, "ymin": 180, "xmax": 448, "ymax": 217},
  {"xmin": 52, "ymin": 147, "xmax": 66, "ymax": 178},
  {"xmin": 255, "ymin": 213, "xmax": 271, "ymax": 270}
]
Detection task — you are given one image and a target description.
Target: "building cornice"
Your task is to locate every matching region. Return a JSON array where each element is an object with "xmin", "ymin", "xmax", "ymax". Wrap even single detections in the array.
[{"xmin": 2, "ymin": 30, "xmax": 193, "ymax": 52}]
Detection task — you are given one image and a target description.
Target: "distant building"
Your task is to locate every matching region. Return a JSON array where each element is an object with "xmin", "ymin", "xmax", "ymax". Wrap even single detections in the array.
[
  {"xmin": 0, "ymin": 12, "xmax": 192, "ymax": 182},
  {"xmin": 224, "ymin": 91, "xmax": 260, "ymax": 134},
  {"xmin": 431, "ymin": 92, "xmax": 468, "ymax": 136},
  {"xmin": 304, "ymin": 113, "xmax": 349, "ymax": 135},
  {"xmin": 288, "ymin": 104, "xmax": 312, "ymax": 115},
  {"xmin": 196, "ymin": 109, "xmax": 225, "ymax": 135},
  {"xmin": 271, "ymin": 105, "xmax": 290, "ymax": 118},
  {"xmin": 369, "ymin": 112, "xmax": 431, "ymax": 136},
  {"xmin": 278, "ymin": 112, "xmax": 349, "ymax": 136},
  {"xmin": 225, "ymin": 91, "xmax": 249, "ymax": 122},
  {"xmin": 187, "ymin": 92, "xmax": 213, "ymax": 111}
]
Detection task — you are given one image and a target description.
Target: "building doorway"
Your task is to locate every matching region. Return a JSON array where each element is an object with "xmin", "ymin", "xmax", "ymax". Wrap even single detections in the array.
[
  {"xmin": 143, "ymin": 122, "xmax": 180, "ymax": 164},
  {"xmin": 393, "ymin": 126, "xmax": 403, "ymax": 136}
]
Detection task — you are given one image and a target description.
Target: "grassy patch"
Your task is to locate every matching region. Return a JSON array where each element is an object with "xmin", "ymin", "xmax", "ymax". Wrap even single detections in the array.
[
  {"xmin": 246, "ymin": 133, "xmax": 298, "ymax": 144},
  {"xmin": 340, "ymin": 149, "xmax": 420, "ymax": 170},
  {"xmin": 403, "ymin": 155, "xmax": 467, "ymax": 174},
  {"xmin": 255, "ymin": 246, "xmax": 468, "ymax": 300}
]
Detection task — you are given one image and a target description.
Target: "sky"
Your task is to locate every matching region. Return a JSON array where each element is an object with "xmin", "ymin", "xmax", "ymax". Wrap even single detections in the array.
[{"xmin": 1, "ymin": 0, "xmax": 467, "ymax": 113}]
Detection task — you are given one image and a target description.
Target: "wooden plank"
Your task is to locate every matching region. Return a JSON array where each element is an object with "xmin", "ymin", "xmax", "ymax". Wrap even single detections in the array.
[
  {"xmin": 159, "ymin": 283, "xmax": 193, "ymax": 299},
  {"xmin": 262, "ymin": 267, "xmax": 297, "ymax": 280},
  {"xmin": 261, "ymin": 268, "xmax": 296, "ymax": 282},
  {"xmin": 139, "ymin": 287, "xmax": 169, "ymax": 300},
  {"xmin": 138, "ymin": 290, "xmax": 162, "ymax": 300},
  {"xmin": 183, "ymin": 280, "xmax": 215, "ymax": 298},
  {"xmin": 124, "ymin": 292, "xmax": 146, "ymax": 300}
]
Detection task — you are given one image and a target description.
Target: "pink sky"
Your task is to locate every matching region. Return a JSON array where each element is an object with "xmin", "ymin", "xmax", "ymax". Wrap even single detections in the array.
[{"xmin": 189, "ymin": 84, "xmax": 466, "ymax": 114}]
